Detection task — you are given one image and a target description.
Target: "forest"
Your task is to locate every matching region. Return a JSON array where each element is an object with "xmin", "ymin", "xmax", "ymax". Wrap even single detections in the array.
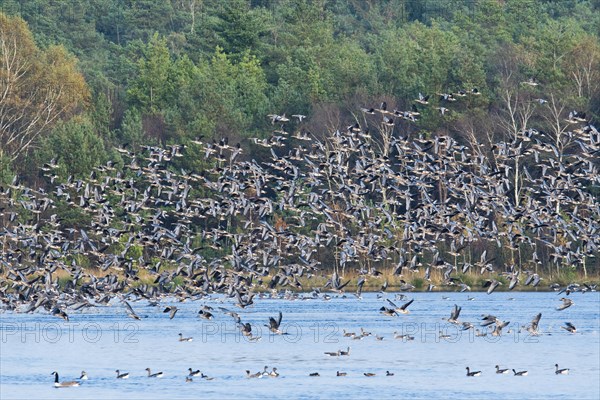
[{"xmin": 0, "ymin": 0, "xmax": 599, "ymax": 289}]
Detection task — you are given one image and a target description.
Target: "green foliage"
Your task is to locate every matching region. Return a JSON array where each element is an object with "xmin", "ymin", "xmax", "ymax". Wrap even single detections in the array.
[
  {"xmin": 0, "ymin": 154, "xmax": 14, "ymax": 185},
  {"xmin": 44, "ymin": 116, "xmax": 109, "ymax": 178},
  {"xmin": 119, "ymin": 109, "xmax": 145, "ymax": 149},
  {"xmin": 0, "ymin": 0, "xmax": 597, "ymax": 186}
]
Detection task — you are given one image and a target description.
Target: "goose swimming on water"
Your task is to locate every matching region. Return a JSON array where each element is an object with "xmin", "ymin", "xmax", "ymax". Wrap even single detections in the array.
[
  {"xmin": 79, "ymin": 371, "xmax": 88, "ymax": 380},
  {"xmin": 51, "ymin": 371, "xmax": 80, "ymax": 387},
  {"xmin": 512, "ymin": 369, "xmax": 528, "ymax": 376},
  {"xmin": 495, "ymin": 365, "xmax": 510, "ymax": 374},
  {"xmin": 145, "ymin": 368, "xmax": 163, "ymax": 378},
  {"xmin": 246, "ymin": 370, "xmax": 261, "ymax": 378},
  {"xmin": 466, "ymin": 367, "xmax": 481, "ymax": 377},
  {"xmin": 179, "ymin": 333, "xmax": 193, "ymax": 342},
  {"xmin": 115, "ymin": 370, "xmax": 129, "ymax": 379},
  {"xmin": 555, "ymin": 364, "xmax": 570, "ymax": 375}
]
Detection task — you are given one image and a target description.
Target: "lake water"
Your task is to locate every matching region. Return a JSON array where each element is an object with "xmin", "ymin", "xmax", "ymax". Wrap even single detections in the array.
[{"xmin": 1, "ymin": 291, "xmax": 599, "ymax": 399}]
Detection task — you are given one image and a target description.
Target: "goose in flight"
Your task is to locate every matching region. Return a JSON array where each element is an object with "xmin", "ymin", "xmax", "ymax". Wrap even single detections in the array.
[
  {"xmin": 267, "ymin": 114, "xmax": 289, "ymax": 124},
  {"xmin": 266, "ymin": 311, "xmax": 284, "ymax": 334},
  {"xmin": 415, "ymin": 93, "xmax": 429, "ymax": 105},
  {"xmin": 164, "ymin": 306, "xmax": 178, "ymax": 319},
  {"xmin": 386, "ymin": 298, "xmax": 414, "ymax": 314},
  {"xmin": 379, "ymin": 306, "xmax": 398, "ymax": 317},
  {"xmin": 198, "ymin": 309, "xmax": 214, "ymax": 319},
  {"xmin": 445, "ymin": 304, "xmax": 461, "ymax": 324},
  {"xmin": 51, "ymin": 307, "xmax": 69, "ymax": 321},
  {"xmin": 483, "ymin": 279, "xmax": 502, "ymax": 294},
  {"xmin": 122, "ymin": 299, "xmax": 141, "ymax": 320},
  {"xmin": 561, "ymin": 322, "xmax": 576, "ymax": 333},
  {"xmin": 521, "ymin": 77, "xmax": 539, "ymax": 86},
  {"xmin": 526, "ymin": 313, "xmax": 542, "ymax": 335},
  {"xmin": 51, "ymin": 371, "xmax": 80, "ymax": 388},
  {"xmin": 292, "ymin": 114, "xmax": 307, "ymax": 122},
  {"xmin": 557, "ymin": 298, "xmax": 574, "ymax": 311}
]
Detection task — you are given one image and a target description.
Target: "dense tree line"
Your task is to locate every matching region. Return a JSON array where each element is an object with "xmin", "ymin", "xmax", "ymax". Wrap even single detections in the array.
[{"xmin": 0, "ymin": 0, "xmax": 597, "ymax": 179}]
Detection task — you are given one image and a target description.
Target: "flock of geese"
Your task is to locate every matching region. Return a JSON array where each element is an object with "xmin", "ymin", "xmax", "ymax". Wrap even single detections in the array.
[
  {"xmin": 0, "ymin": 88, "xmax": 596, "ymax": 389},
  {"xmin": 50, "ymin": 362, "xmax": 571, "ymax": 387},
  {"xmin": 465, "ymin": 363, "xmax": 570, "ymax": 377}
]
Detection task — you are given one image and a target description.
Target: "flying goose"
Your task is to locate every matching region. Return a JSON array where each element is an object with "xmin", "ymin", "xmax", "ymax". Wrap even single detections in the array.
[
  {"xmin": 265, "ymin": 311, "xmax": 284, "ymax": 334},
  {"xmin": 292, "ymin": 114, "xmax": 307, "ymax": 122},
  {"xmin": 164, "ymin": 306, "xmax": 178, "ymax": 319},
  {"xmin": 561, "ymin": 322, "xmax": 576, "ymax": 333},
  {"xmin": 145, "ymin": 368, "xmax": 163, "ymax": 378},
  {"xmin": 466, "ymin": 367, "xmax": 481, "ymax": 377},
  {"xmin": 198, "ymin": 309, "xmax": 214, "ymax": 319},
  {"xmin": 51, "ymin": 307, "xmax": 69, "ymax": 321},
  {"xmin": 556, "ymin": 298, "xmax": 574, "ymax": 311},
  {"xmin": 386, "ymin": 298, "xmax": 414, "ymax": 314},
  {"xmin": 415, "ymin": 93, "xmax": 429, "ymax": 105},
  {"xmin": 527, "ymin": 313, "xmax": 542, "ymax": 335},
  {"xmin": 445, "ymin": 304, "xmax": 462, "ymax": 324},
  {"xmin": 483, "ymin": 279, "xmax": 502, "ymax": 294},
  {"xmin": 379, "ymin": 306, "xmax": 398, "ymax": 317},
  {"xmin": 521, "ymin": 77, "xmax": 539, "ymax": 86},
  {"xmin": 122, "ymin": 299, "xmax": 141, "ymax": 320},
  {"xmin": 51, "ymin": 371, "xmax": 80, "ymax": 387}
]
